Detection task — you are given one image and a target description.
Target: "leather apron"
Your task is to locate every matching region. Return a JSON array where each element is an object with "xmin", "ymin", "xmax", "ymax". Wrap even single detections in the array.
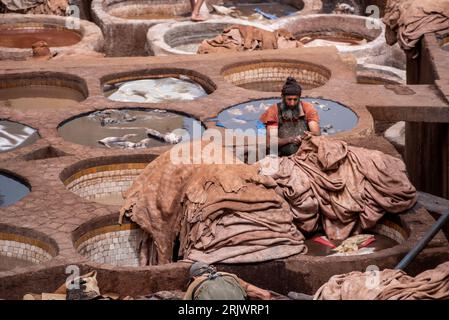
[{"xmin": 277, "ymin": 101, "xmax": 309, "ymax": 156}]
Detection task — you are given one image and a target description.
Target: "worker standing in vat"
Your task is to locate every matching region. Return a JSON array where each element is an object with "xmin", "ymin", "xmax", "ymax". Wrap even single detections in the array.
[
  {"xmin": 259, "ymin": 77, "xmax": 320, "ymax": 156},
  {"xmin": 184, "ymin": 262, "xmax": 272, "ymax": 300},
  {"xmin": 190, "ymin": 0, "xmax": 208, "ymax": 21}
]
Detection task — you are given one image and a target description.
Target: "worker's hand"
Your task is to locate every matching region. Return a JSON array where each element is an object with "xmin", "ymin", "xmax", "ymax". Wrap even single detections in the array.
[{"xmin": 289, "ymin": 136, "xmax": 302, "ymax": 145}]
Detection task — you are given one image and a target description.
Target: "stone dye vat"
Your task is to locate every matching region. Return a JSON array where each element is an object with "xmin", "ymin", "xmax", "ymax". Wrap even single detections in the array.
[
  {"xmin": 209, "ymin": 98, "xmax": 358, "ymax": 135},
  {"xmin": 91, "ymin": 0, "xmax": 193, "ymax": 56},
  {"xmin": 305, "ymin": 217, "xmax": 408, "ymax": 257},
  {"xmin": 222, "ymin": 60, "xmax": 330, "ymax": 91},
  {"xmin": 0, "ymin": 26, "xmax": 81, "ymax": 49},
  {"xmin": 61, "ymin": 156, "xmax": 156, "ymax": 206},
  {"xmin": 147, "ymin": 19, "xmax": 272, "ymax": 55},
  {"xmin": 274, "ymin": 14, "xmax": 387, "ymax": 62},
  {"xmin": 74, "ymin": 220, "xmax": 149, "ymax": 267},
  {"xmin": 0, "ymin": 171, "xmax": 30, "ymax": 207},
  {"xmin": 0, "ymin": 120, "xmax": 39, "ymax": 153},
  {"xmin": 0, "ymin": 73, "xmax": 87, "ymax": 111},
  {"xmin": 104, "ymin": 77, "xmax": 208, "ymax": 103},
  {"xmin": 0, "ymin": 227, "xmax": 57, "ymax": 271},
  {"xmin": 100, "ymin": 0, "xmax": 191, "ymax": 20},
  {"xmin": 0, "ymin": 14, "xmax": 104, "ymax": 61},
  {"xmin": 58, "ymin": 109, "xmax": 204, "ymax": 149}
]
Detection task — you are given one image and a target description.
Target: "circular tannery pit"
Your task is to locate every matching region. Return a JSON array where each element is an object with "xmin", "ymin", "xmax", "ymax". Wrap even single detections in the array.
[
  {"xmin": 74, "ymin": 218, "xmax": 152, "ymax": 267},
  {"xmin": 222, "ymin": 60, "xmax": 330, "ymax": 91},
  {"xmin": 209, "ymin": 97, "xmax": 358, "ymax": 135},
  {"xmin": 91, "ymin": 0, "xmax": 194, "ymax": 56},
  {"xmin": 0, "ymin": 120, "xmax": 39, "ymax": 153},
  {"xmin": 0, "ymin": 73, "xmax": 87, "ymax": 111},
  {"xmin": 58, "ymin": 108, "xmax": 205, "ymax": 150},
  {"xmin": 0, "ymin": 171, "xmax": 30, "ymax": 207},
  {"xmin": 147, "ymin": 19, "xmax": 273, "ymax": 56},
  {"xmin": 0, "ymin": 14, "xmax": 104, "ymax": 61},
  {"xmin": 274, "ymin": 14, "xmax": 387, "ymax": 62},
  {"xmin": 101, "ymin": 69, "xmax": 215, "ymax": 103},
  {"xmin": 0, "ymin": 225, "xmax": 57, "ymax": 271},
  {"xmin": 60, "ymin": 154, "xmax": 156, "ymax": 206}
]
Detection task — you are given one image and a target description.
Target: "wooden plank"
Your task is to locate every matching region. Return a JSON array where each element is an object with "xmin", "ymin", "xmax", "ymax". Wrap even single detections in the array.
[{"xmin": 417, "ymin": 191, "xmax": 449, "ymax": 215}]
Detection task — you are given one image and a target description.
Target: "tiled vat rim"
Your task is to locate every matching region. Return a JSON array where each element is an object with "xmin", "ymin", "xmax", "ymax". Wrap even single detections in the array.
[
  {"xmin": 75, "ymin": 223, "xmax": 143, "ymax": 267},
  {"xmin": 370, "ymin": 219, "xmax": 408, "ymax": 244},
  {"xmin": 63, "ymin": 163, "xmax": 147, "ymax": 186},
  {"xmin": 0, "ymin": 232, "xmax": 56, "ymax": 264},
  {"xmin": 222, "ymin": 61, "xmax": 331, "ymax": 87}
]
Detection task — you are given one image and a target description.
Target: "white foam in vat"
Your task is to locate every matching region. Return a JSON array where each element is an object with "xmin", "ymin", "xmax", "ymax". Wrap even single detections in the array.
[{"xmin": 107, "ymin": 77, "xmax": 207, "ymax": 103}]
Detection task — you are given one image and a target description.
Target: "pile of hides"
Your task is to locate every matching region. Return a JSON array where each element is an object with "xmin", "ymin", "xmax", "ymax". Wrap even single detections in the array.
[
  {"xmin": 119, "ymin": 134, "xmax": 416, "ymax": 265},
  {"xmin": 383, "ymin": 0, "xmax": 449, "ymax": 56},
  {"xmin": 119, "ymin": 141, "xmax": 306, "ymax": 265},
  {"xmin": 197, "ymin": 25, "xmax": 302, "ymax": 54},
  {"xmin": 1, "ymin": 0, "xmax": 69, "ymax": 15},
  {"xmin": 314, "ymin": 261, "xmax": 449, "ymax": 300},
  {"xmin": 265, "ymin": 134, "xmax": 417, "ymax": 241}
]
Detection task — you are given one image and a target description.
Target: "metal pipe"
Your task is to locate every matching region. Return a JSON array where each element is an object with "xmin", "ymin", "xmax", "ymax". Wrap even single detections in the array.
[{"xmin": 395, "ymin": 208, "xmax": 449, "ymax": 270}]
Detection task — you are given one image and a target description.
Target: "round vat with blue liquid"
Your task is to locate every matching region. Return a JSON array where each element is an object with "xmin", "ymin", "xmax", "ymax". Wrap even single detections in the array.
[
  {"xmin": 209, "ymin": 98, "xmax": 358, "ymax": 135},
  {"xmin": 0, "ymin": 171, "xmax": 30, "ymax": 207}
]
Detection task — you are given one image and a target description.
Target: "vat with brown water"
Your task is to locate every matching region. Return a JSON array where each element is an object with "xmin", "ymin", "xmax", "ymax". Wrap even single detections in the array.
[
  {"xmin": 0, "ymin": 85, "xmax": 85, "ymax": 111},
  {"xmin": 0, "ymin": 27, "xmax": 82, "ymax": 49},
  {"xmin": 58, "ymin": 109, "xmax": 204, "ymax": 149},
  {"xmin": 299, "ymin": 32, "xmax": 369, "ymax": 47}
]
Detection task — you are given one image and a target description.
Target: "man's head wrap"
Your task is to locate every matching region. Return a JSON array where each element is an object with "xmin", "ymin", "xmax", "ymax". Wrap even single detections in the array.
[{"xmin": 281, "ymin": 76, "xmax": 302, "ymax": 96}]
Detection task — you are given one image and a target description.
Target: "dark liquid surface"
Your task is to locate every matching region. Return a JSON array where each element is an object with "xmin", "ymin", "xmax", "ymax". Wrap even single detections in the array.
[
  {"xmin": 59, "ymin": 109, "xmax": 204, "ymax": 149},
  {"xmin": 210, "ymin": 98, "xmax": 358, "ymax": 135},
  {"xmin": 0, "ymin": 173, "xmax": 30, "ymax": 207},
  {"xmin": 0, "ymin": 28, "xmax": 82, "ymax": 48},
  {"xmin": 0, "ymin": 120, "xmax": 39, "ymax": 153},
  {"xmin": 0, "ymin": 85, "xmax": 85, "ymax": 110}
]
